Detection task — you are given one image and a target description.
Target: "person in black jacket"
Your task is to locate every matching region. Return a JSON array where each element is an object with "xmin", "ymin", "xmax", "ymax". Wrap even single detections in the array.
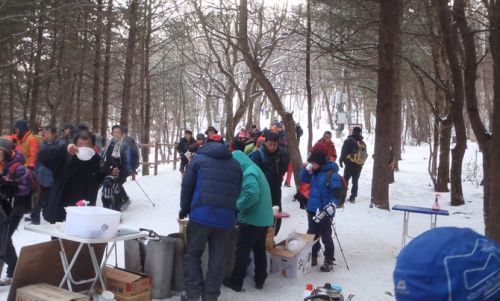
[
  {"xmin": 179, "ymin": 134, "xmax": 242, "ymax": 301},
  {"xmin": 43, "ymin": 132, "xmax": 106, "ymax": 223},
  {"xmin": 250, "ymin": 132, "xmax": 290, "ymax": 235},
  {"xmin": 177, "ymin": 130, "xmax": 196, "ymax": 175},
  {"xmin": 339, "ymin": 127, "xmax": 366, "ymax": 203}
]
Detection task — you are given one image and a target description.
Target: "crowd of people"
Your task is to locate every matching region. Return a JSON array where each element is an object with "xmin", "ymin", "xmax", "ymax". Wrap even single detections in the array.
[
  {"xmin": 178, "ymin": 123, "xmax": 368, "ymax": 301},
  {"xmin": 0, "ymin": 120, "xmax": 139, "ymax": 286}
]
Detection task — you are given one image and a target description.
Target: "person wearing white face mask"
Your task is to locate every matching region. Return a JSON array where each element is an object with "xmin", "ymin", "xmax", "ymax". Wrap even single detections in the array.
[{"xmin": 43, "ymin": 132, "xmax": 106, "ymax": 223}]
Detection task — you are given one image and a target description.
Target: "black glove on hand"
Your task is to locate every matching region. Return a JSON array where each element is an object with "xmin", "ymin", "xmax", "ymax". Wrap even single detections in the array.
[
  {"xmin": 178, "ymin": 209, "xmax": 189, "ymax": 219},
  {"xmin": 102, "ymin": 176, "xmax": 114, "ymax": 199},
  {"xmin": 0, "ymin": 180, "xmax": 18, "ymax": 198}
]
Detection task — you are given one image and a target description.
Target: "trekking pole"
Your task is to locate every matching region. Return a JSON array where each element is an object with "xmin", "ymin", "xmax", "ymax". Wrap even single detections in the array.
[
  {"xmin": 332, "ymin": 221, "xmax": 350, "ymax": 271},
  {"xmin": 133, "ymin": 178, "xmax": 156, "ymax": 207}
]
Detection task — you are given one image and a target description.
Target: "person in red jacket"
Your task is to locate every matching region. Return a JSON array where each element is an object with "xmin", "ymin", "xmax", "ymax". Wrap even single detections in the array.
[
  {"xmin": 311, "ymin": 131, "xmax": 337, "ymax": 161},
  {"xmin": 13, "ymin": 120, "xmax": 39, "ymax": 170}
]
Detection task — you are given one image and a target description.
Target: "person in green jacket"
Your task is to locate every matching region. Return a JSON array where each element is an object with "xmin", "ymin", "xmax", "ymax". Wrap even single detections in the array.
[{"xmin": 224, "ymin": 150, "xmax": 274, "ymax": 292}]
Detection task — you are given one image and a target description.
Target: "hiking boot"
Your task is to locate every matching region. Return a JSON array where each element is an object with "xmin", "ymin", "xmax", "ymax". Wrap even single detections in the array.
[
  {"xmin": 255, "ymin": 282, "xmax": 264, "ymax": 290},
  {"xmin": 284, "ymin": 183, "xmax": 291, "ymax": 187},
  {"xmin": 0, "ymin": 277, "xmax": 12, "ymax": 286},
  {"xmin": 348, "ymin": 196, "xmax": 356, "ymax": 203},
  {"xmin": 320, "ymin": 258, "xmax": 334, "ymax": 272},
  {"xmin": 223, "ymin": 279, "xmax": 242, "ymax": 292},
  {"xmin": 312, "ymin": 256, "xmax": 318, "ymax": 267},
  {"xmin": 181, "ymin": 293, "xmax": 200, "ymax": 301}
]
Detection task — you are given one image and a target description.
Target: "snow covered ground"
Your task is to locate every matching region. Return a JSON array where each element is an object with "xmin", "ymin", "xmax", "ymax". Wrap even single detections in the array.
[{"xmin": 0, "ymin": 137, "xmax": 485, "ymax": 301}]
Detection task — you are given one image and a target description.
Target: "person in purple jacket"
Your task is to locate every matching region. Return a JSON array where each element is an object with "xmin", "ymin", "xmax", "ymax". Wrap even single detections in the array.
[{"xmin": 0, "ymin": 137, "xmax": 32, "ymax": 286}]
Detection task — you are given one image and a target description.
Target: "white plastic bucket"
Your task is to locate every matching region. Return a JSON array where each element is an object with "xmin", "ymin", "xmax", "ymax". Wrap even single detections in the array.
[{"xmin": 65, "ymin": 206, "xmax": 121, "ymax": 239}]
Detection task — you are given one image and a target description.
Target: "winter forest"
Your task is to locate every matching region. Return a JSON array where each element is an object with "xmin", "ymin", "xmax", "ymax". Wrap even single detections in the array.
[{"xmin": 1, "ymin": 0, "xmax": 500, "ymax": 298}]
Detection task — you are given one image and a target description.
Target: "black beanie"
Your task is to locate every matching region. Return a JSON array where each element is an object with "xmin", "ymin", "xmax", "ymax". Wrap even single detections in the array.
[
  {"xmin": 352, "ymin": 126, "xmax": 362, "ymax": 135},
  {"xmin": 14, "ymin": 119, "xmax": 29, "ymax": 137},
  {"xmin": 308, "ymin": 151, "xmax": 327, "ymax": 166}
]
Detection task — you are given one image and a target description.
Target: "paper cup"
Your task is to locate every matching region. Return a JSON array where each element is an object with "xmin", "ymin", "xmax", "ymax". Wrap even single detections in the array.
[{"xmin": 272, "ymin": 206, "xmax": 279, "ymax": 215}]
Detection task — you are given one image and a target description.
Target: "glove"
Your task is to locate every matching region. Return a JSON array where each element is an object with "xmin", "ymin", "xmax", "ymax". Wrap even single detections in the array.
[
  {"xmin": 178, "ymin": 208, "xmax": 189, "ymax": 219},
  {"xmin": 102, "ymin": 176, "xmax": 114, "ymax": 199},
  {"xmin": 0, "ymin": 180, "xmax": 18, "ymax": 198}
]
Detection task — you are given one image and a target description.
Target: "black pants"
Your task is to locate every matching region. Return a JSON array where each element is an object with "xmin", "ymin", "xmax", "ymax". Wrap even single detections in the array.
[
  {"xmin": 343, "ymin": 161, "xmax": 363, "ymax": 198},
  {"xmin": 270, "ymin": 185, "xmax": 282, "ymax": 236},
  {"xmin": 229, "ymin": 224, "xmax": 268, "ymax": 289},
  {"xmin": 307, "ymin": 211, "xmax": 334, "ymax": 260},
  {"xmin": 4, "ymin": 207, "xmax": 23, "ymax": 278},
  {"xmin": 30, "ymin": 186, "xmax": 51, "ymax": 223},
  {"xmin": 180, "ymin": 155, "xmax": 189, "ymax": 174},
  {"xmin": 184, "ymin": 221, "xmax": 231, "ymax": 301}
]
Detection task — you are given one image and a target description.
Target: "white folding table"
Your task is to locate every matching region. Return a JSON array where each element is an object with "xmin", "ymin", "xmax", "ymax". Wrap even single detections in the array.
[{"xmin": 24, "ymin": 224, "xmax": 147, "ymax": 293}]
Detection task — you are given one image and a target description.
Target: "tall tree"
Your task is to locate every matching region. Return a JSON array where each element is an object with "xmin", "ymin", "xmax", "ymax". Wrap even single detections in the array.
[
  {"xmin": 120, "ymin": 0, "xmax": 140, "ymax": 129},
  {"xmin": 371, "ymin": 0, "xmax": 403, "ymax": 209},
  {"xmin": 435, "ymin": 0, "xmax": 466, "ymax": 206},
  {"xmin": 457, "ymin": 0, "xmax": 499, "ymax": 240},
  {"xmin": 306, "ymin": 0, "xmax": 313, "ymax": 152},
  {"xmin": 101, "ymin": 0, "xmax": 113, "ymax": 139},
  {"xmin": 29, "ymin": 0, "xmax": 46, "ymax": 129},
  {"xmin": 238, "ymin": 0, "xmax": 303, "ymax": 186},
  {"xmin": 92, "ymin": 0, "xmax": 103, "ymax": 132}
]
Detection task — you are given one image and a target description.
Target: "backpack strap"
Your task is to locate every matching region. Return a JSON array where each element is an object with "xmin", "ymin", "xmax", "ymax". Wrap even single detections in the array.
[{"xmin": 325, "ymin": 169, "xmax": 335, "ymax": 189}]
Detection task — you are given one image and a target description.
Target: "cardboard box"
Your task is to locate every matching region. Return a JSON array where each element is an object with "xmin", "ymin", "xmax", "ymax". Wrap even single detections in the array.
[
  {"xmin": 265, "ymin": 226, "xmax": 275, "ymax": 250},
  {"xmin": 269, "ymin": 233, "xmax": 317, "ymax": 279},
  {"xmin": 16, "ymin": 283, "xmax": 89, "ymax": 301},
  {"xmin": 102, "ymin": 267, "xmax": 151, "ymax": 297},
  {"xmin": 114, "ymin": 290, "xmax": 151, "ymax": 301}
]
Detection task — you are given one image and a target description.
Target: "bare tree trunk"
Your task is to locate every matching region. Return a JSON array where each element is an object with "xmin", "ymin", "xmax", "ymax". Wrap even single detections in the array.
[
  {"xmin": 322, "ymin": 87, "xmax": 335, "ymax": 130},
  {"xmin": 436, "ymin": 0, "xmax": 466, "ymax": 206},
  {"xmin": 101, "ymin": 0, "xmax": 113, "ymax": 139},
  {"xmin": 371, "ymin": 0, "xmax": 403, "ymax": 209},
  {"xmin": 306, "ymin": 0, "xmax": 313, "ymax": 153},
  {"xmin": 391, "ymin": 54, "xmax": 403, "ymax": 170},
  {"xmin": 92, "ymin": 0, "xmax": 103, "ymax": 132},
  {"xmin": 76, "ymin": 8, "xmax": 90, "ymax": 125},
  {"xmin": 29, "ymin": 0, "xmax": 45, "ymax": 130},
  {"xmin": 436, "ymin": 118, "xmax": 452, "ymax": 192},
  {"xmin": 142, "ymin": 0, "xmax": 152, "ymax": 176},
  {"xmin": 120, "ymin": 0, "xmax": 139, "ymax": 130}
]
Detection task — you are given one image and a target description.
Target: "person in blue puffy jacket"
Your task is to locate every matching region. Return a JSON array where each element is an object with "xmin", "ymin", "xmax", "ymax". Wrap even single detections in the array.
[
  {"xmin": 179, "ymin": 134, "xmax": 242, "ymax": 301},
  {"xmin": 300, "ymin": 151, "xmax": 342, "ymax": 272}
]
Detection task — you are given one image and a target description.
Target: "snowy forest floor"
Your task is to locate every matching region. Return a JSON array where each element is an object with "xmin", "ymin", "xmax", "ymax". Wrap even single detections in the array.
[{"xmin": 0, "ymin": 139, "xmax": 484, "ymax": 301}]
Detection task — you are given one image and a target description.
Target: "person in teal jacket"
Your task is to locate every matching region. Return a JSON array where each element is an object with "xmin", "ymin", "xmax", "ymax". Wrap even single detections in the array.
[{"xmin": 224, "ymin": 150, "xmax": 273, "ymax": 292}]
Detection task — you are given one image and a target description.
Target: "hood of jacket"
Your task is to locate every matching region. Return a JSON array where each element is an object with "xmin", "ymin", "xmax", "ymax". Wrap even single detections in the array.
[
  {"xmin": 318, "ymin": 161, "xmax": 339, "ymax": 174},
  {"xmin": 197, "ymin": 141, "xmax": 232, "ymax": 159},
  {"xmin": 232, "ymin": 150, "xmax": 253, "ymax": 171}
]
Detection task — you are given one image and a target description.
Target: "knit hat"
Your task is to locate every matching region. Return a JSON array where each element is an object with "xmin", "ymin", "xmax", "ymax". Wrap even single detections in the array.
[
  {"xmin": 0, "ymin": 137, "xmax": 14, "ymax": 153},
  {"xmin": 393, "ymin": 227, "xmax": 500, "ymax": 301},
  {"xmin": 205, "ymin": 126, "xmax": 218, "ymax": 135},
  {"xmin": 231, "ymin": 140, "xmax": 245, "ymax": 152},
  {"xmin": 207, "ymin": 134, "xmax": 223, "ymax": 143},
  {"xmin": 196, "ymin": 133, "xmax": 205, "ymax": 141},
  {"xmin": 14, "ymin": 119, "xmax": 29, "ymax": 137},
  {"xmin": 308, "ymin": 151, "xmax": 327, "ymax": 166},
  {"xmin": 352, "ymin": 126, "xmax": 362, "ymax": 135}
]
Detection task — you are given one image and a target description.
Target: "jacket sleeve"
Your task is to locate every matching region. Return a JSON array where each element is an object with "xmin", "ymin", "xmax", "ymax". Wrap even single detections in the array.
[
  {"xmin": 236, "ymin": 172, "xmax": 259, "ymax": 212},
  {"xmin": 300, "ymin": 167, "xmax": 312, "ymax": 183},
  {"xmin": 331, "ymin": 144, "xmax": 338, "ymax": 161},
  {"xmin": 328, "ymin": 173, "xmax": 342, "ymax": 206},
  {"xmin": 339, "ymin": 139, "xmax": 355, "ymax": 164},
  {"xmin": 27, "ymin": 136, "xmax": 39, "ymax": 168},
  {"xmin": 180, "ymin": 156, "xmax": 197, "ymax": 212},
  {"xmin": 177, "ymin": 139, "xmax": 187, "ymax": 154},
  {"xmin": 14, "ymin": 165, "xmax": 31, "ymax": 196}
]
